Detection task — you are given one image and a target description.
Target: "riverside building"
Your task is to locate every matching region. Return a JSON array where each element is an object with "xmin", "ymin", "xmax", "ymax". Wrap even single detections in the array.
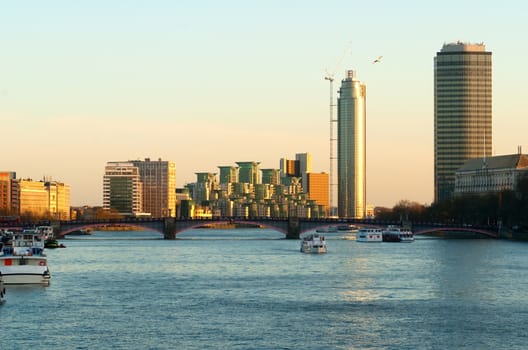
[
  {"xmin": 434, "ymin": 41, "xmax": 492, "ymax": 202},
  {"xmin": 305, "ymin": 172, "xmax": 329, "ymax": 216},
  {"xmin": 236, "ymin": 161, "xmax": 261, "ymax": 184},
  {"xmin": 130, "ymin": 158, "xmax": 176, "ymax": 217},
  {"xmin": 455, "ymin": 152, "xmax": 528, "ymax": 195},
  {"xmin": 0, "ymin": 171, "xmax": 16, "ymax": 213},
  {"xmin": 337, "ymin": 70, "xmax": 366, "ymax": 218},
  {"xmin": 103, "ymin": 162, "xmax": 143, "ymax": 217},
  {"xmin": 279, "ymin": 153, "xmax": 312, "ymax": 190},
  {"xmin": 8, "ymin": 177, "xmax": 70, "ymax": 219}
]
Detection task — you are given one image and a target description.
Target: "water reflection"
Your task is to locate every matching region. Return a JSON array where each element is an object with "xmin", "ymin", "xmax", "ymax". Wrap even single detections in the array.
[
  {"xmin": 64, "ymin": 230, "xmax": 163, "ymax": 240},
  {"xmin": 177, "ymin": 228, "xmax": 284, "ymax": 240}
]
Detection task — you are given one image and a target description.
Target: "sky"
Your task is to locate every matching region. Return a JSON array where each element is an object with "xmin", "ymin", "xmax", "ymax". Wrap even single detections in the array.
[{"xmin": 2, "ymin": 0, "xmax": 528, "ymax": 208}]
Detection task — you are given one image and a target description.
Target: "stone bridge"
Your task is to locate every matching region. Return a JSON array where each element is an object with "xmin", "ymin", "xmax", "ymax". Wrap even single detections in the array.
[{"xmin": 2, "ymin": 217, "xmax": 500, "ymax": 239}]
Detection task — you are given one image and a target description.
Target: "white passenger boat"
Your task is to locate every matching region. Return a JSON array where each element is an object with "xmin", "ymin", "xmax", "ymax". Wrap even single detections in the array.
[
  {"xmin": 382, "ymin": 225, "xmax": 414, "ymax": 242},
  {"xmin": 300, "ymin": 233, "xmax": 327, "ymax": 254},
  {"xmin": 356, "ymin": 227, "xmax": 383, "ymax": 242},
  {"xmin": 0, "ymin": 228, "xmax": 51, "ymax": 285}
]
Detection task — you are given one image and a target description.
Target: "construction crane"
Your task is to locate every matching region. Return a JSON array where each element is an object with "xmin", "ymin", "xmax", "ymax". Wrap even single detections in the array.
[
  {"xmin": 324, "ymin": 72, "xmax": 337, "ymax": 217},
  {"xmin": 324, "ymin": 43, "xmax": 351, "ymax": 217}
]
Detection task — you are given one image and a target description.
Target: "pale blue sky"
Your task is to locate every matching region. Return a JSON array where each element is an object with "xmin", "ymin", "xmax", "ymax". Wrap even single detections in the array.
[{"xmin": 1, "ymin": 0, "xmax": 527, "ymax": 207}]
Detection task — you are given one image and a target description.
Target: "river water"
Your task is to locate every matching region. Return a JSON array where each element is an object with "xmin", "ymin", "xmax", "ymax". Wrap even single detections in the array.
[{"xmin": 1, "ymin": 229, "xmax": 527, "ymax": 349}]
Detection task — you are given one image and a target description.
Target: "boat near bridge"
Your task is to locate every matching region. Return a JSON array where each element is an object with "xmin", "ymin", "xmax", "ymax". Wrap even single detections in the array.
[
  {"xmin": 300, "ymin": 233, "xmax": 327, "ymax": 254},
  {"xmin": 382, "ymin": 225, "xmax": 414, "ymax": 242},
  {"xmin": 356, "ymin": 227, "xmax": 383, "ymax": 242},
  {"xmin": 0, "ymin": 228, "xmax": 51, "ymax": 285}
]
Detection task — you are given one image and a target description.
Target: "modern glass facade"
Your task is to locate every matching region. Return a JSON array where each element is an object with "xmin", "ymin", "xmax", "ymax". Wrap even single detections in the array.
[
  {"xmin": 306, "ymin": 172, "xmax": 329, "ymax": 215},
  {"xmin": 434, "ymin": 42, "xmax": 492, "ymax": 202},
  {"xmin": 13, "ymin": 180, "xmax": 50, "ymax": 217},
  {"xmin": 103, "ymin": 162, "xmax": 143, "ymax": 216},
  {"xmin": 337, "ymin": 70, "xmax": 366, "ymax": 218}
]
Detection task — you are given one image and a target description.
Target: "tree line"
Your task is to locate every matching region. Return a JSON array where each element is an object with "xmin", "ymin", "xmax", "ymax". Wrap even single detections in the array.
[{"xmin": 376, "ymin": 177, "xmax": 528, "ymax": 230}]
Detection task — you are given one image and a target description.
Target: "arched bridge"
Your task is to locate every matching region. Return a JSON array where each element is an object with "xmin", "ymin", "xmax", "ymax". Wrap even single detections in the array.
[
  {"xmin": 4, "ymin": 217, "xmax": 500, "ymax": 240},
  {"xmin": 414, "ymin": 225, "xmax": 499, "ymax": 238}
]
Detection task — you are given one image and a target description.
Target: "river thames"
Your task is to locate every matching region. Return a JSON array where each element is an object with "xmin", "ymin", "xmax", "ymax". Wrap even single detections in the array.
[{"xmin": 1, "ymin": 229, "xmax": 527, "ymax": 349}]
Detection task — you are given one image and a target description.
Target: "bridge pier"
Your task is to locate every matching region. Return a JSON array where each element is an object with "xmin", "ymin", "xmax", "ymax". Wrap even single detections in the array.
[
  {"xmin": 286, "ymin": 216, "xmax": 300, "ymax": 240},
  {"xmin": 163, "ymin": 218, "xmax": 176, "ymax": 239}
]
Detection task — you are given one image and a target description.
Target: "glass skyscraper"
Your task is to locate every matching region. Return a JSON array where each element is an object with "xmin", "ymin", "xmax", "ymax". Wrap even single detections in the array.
[
  {"xmin": 337, "ymin": 70, "xmax": 366, "ymax": 218},
  {"xmin": 434, "ymin": 42, "xmax": 492, "ymax": 202}
]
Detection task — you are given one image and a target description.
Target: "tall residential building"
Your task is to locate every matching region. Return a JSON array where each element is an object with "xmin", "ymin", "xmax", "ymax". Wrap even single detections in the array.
[
  {"xmin": 130, "ymin": 158, "xmax": 176, "ymax": 217},
  {"xmin": 103, "ymin": 162, "xmax": 143, "ymax": 216},
  {"xmin": 194, "ymin": 172, "xmax": 218, "ymax": 204},
  {"xmin": 434, "ymin": 42, "xmax": 492, "ymax": 202},
  {"xmin": 261, "ymin": 168, "xmax": 281, "ymax": 185},
  {"xmin": 236, "ymin": 161, "xmax": 260, "ymax": 184},
  {"xmin": 296, "ymin": 153, "xmax": 312, "ymax": 190},
  {"xmin": 279, "ymin": 158, "xmax": 298, "ymax": 177},
  {"xmin": 337, "ymin": 70, "xmax": 366, "ymax": 218},
  {"xmin": 279, "ymin": 152, "xmax": 312, "ymax": 190},
  {"xmin": 0, "ymin": 171, "xmax": 16, "ymax": 213},
  {"xmin": 218, "ymin": 166, "xmax": 239, "ymax": 184}
]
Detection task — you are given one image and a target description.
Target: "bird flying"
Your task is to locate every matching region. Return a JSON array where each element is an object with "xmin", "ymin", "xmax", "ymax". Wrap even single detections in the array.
[{"xmin": 372, "ymin": 55, "xmax": 383, "ymax": 64}]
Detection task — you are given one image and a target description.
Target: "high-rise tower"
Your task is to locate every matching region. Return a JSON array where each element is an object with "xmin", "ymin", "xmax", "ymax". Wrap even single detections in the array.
[
  {"xmin": 130, "ymin": 158, "xmax": 176, "ymax": 217},
  {"xmin": 434, "ymin": 42, "xmax": 492, "ymax": 202},
  {"xmin": 337, "ymin": 70, "xmax": 366, "ymax": 218},
  {"xmin": 103, "ymin": 162, "xmax": 143, "ymax": 216}
]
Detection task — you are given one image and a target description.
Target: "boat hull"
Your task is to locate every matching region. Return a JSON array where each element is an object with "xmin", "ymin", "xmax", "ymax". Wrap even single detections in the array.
[
  {"xmin": 300, "ymin": 244, "xmax": 327, "ymax": 254},
  {"xmin": 0, "ymin": 278, "xmax": 5, "ymax": 303},
  {"xmin": 356, "ymin": 228, "xmax": 383, "ymax": 242},
  {"xmin": 2, "ymin": 272, "xmax": 50, "ymax": 285},
  {"xmin": 382, "ymin": 232, "xmax": 415, "ymax": 242},
  {"xmin": 0, "ymin": 258, "xmax": 51, "ymax": 285}
]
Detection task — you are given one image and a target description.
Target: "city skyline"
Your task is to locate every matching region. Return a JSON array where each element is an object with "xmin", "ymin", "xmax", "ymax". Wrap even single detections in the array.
[{"xmin": 2, "ymin": 1, "xmax": 528, "ymax": 207}]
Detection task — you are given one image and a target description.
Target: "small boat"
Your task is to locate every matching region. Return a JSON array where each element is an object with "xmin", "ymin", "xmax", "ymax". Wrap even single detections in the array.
[
  {"xmin": 300, "ymin": 233, "xmax": 327, "ymax": 254},
  {"xmin": 0, "ymin": 228, "xmax": 51, "ymax": 285},
  {"xmin": 382, "ymin": 225, "xmax": 414, "ymax": 242},
  {"xmin": 337, "ymin": 224, "xmax": 359, "ymax": 233},
  {"xmin": 315, "ymin": 226, "xmax": 338, "ymax": 233},
  {"xmin": 41, "ymin": 226, "xmax": 63, "ymax": 248},
  {"xmin": 356, "ymin": 227, "xmax": 383, "ymax": 242},
  {"xmin": 66, "ymin": 229, "xmax": 92, "ymax": 236}
]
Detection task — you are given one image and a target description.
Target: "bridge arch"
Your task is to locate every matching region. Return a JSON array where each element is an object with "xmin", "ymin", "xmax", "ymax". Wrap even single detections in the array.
[
  {"xmin": 173, "ymin": 219, "xmax": 288, "ymax": 237},
  {"xmin": 414, "ymin": 227, "xmax": 498, "ymax": 239},
  {"xmin": 58, "ymin": 223, "xmax": 165, "ymax": 237}
]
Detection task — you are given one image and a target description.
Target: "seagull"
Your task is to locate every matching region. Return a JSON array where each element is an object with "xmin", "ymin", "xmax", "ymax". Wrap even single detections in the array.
[{"xmin": 372, "ymin": 55, "xmax": 383, "ymax": 64}]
